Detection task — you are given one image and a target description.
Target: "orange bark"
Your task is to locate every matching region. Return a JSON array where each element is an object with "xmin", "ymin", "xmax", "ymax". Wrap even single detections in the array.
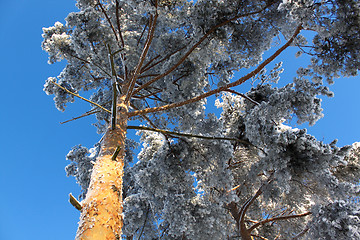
[{"xmin": 76, "ymin": 95, "xmax": 128, "ymax": 240}]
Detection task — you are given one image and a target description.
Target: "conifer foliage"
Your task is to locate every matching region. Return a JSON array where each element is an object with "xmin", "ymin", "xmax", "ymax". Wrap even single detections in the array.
[{"xmin": 42, "ymin": 0, "xmax": 360, "ymax": 239}]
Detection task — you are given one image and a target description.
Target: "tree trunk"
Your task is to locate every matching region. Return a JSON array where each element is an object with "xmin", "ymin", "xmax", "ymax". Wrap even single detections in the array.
[{"xmin": 76, "ymin": 94, "xmax": 128, "ymax": 240}]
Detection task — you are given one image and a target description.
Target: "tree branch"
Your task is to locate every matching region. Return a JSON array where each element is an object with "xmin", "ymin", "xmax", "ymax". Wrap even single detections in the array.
[
  {"xmin": 69, "ymin": 193, "xmax": 82, "ymax": 211},
  {"xmin": 248, "ymin": 212, "xmax": 312, "ymax": 232},
  {"xmin": 237, "ymin": 175, "xmax": 274, "ymax": 240},
  {"xmin": 132, "ymin": 89, "xmax": 163, "ymax": 100},
  {"xmin": 60, "ymin": 109, "xmax": 100, "ymax": 124},
  {"xmin": 138, "ymin": 207, "xmax": 150, "ymax": 240},
  {"xmin": 131, "ymin": 2, "xmax": 277, "ymax": 97},
  {"xmin": 49, "ymin": 79, "xmax": 111, "ymax": 113},
  {"xmin": 292, "ymin": 227, "xmax": 310, "ymax": 240},
  {"xmin": 140, "ymin": 45, "xmax": 187, "ymax": 74},
  {"xmin": 128, "ymin": 25, "xmax": 303, "ymax": 117},
  {"xmin": 130, "ymin": 104, "xmax": 172, "ymax": 142},
  {"xmin": 140, "ymin": 54, "xmax": 161, "ymax": 73},
  {"xmin": 111, "ymin": 146, "xmax": 121, "ymax": 161},
  {"xmin": 97, "ymin": 0, "xmax": 122, "ymax": 49},
  {"xmin": 66, "ymin": 53, "xmax": 112, "ymax": 78},
  {"xmin": 108, "ymin": 44, "xmax": 119, "ymax": 130},
  {"xmin": 127, "ymin": 125, "xmax": 252, "ymax": 145},
  {"xmin": 125, "ymin": 13, "xmax": 158, "ymax": 103},
  {"xmin": 223, "ymin": 89, "xmax": 260, "ymax": 105},
  {"xmin": 137, "ymin": 19, "xmax": 150, "ymax": 46},
  {"xmin": 251, "ymin": 235, "xmax": 269, "ymax": 240},
  {"xmin": 115, "ymin": 0, "xmax": 125, "ymax": 47}
]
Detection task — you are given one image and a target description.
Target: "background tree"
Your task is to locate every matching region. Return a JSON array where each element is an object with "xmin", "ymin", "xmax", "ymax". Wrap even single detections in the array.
[{"xmin": 42, "ymin": 0, "xmax": 360, "ymax": 239}]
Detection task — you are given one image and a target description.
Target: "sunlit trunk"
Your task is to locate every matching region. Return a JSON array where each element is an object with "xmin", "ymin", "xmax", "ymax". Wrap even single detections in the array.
[{"xmin": 76, "ymin": 94, "xmax": 128, "ymax": 240}]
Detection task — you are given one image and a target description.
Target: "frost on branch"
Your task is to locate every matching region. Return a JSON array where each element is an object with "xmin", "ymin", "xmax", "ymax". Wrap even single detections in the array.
[
  {"xmin": 65, "ymin": 144, "xmax": 99, "ymax": 200},
  {"xmin": 215, "ymin": 84, "xmax": 359, "ymax": 238},
  {"xmin": 280, "ymin": 0, "xmax": 360, "ymax": 83},
  {"xmin": 42, "ymin": 0, "xmax": 360, "ymax": 239},
  {"xmin": 308, "ymin": 200, "xmax": 360, "ymax": 240},
  {"xmin": 122, "ymin": 119, "xmax": 234, "ymax": 239},
  {"xmin": 333, "ymin": 142, "xmax": 360, "ymax": 184},
  {"xmin": 244, "ymin": 76, "xmax": 333, "ymax": 147},
  {"xmin": 42, "ymin": 22, "xmax": 72, "ymax": 64}
]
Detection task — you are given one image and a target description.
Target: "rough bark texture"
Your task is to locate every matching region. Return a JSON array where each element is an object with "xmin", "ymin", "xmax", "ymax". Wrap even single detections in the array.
[{"xmin": 76, "ymin": 94, "xmax": 128, "ymax": 240}]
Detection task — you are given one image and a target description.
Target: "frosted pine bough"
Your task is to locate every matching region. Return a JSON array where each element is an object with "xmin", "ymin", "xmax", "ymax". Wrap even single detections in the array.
[{"xmin": 42, "ymin": 0, "xmax": 360, "ymax": 239}]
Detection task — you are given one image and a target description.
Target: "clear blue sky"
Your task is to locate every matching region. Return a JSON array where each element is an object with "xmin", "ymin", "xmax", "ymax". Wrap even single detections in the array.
[{"xmin": 0, "ymin": 1, "xmax": 359, "ymax": 239}]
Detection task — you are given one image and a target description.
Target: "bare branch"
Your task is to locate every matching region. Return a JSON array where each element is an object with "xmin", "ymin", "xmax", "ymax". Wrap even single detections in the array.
[
  {"xmin": 248, "ymin": 212, "xmax": 312, "ymax": 232},
  {"xmin": 111, "ymin": 146, "xmax": 122, "ymax": 161},
  {"xmin": 138, "ymin": 207, "xmax": 150, "ymax": 240},
  {"xmin": 130, "ymin": 103, "xmax": 158, "ymax": 129},
  {"xmin": 223, "ymin": 89, "xmax": 260, "ymax": 105},
  {"xmin": 125, "ymin": 13, "xmax": 158, "ymax": 103},
  {"xmin": 60, "ymin": 109, "xmax": 100, "ymax": 124},
  {"xmin": 108, "ymin": 44, "xmax": 119, "ymax": 130},
  {"xmin": 237, "ymin": 176, "xmax": 274, "ymax": 240},
  {"xmin": 128, "ymin": 25, "xmax": 303, "ymax": 117},
  {"xmin": 140, "ymin": 54, "xmax": 161, "ymax": 72},
  {"xmin": 292, "ymin": 228, "xmax": 310, "ymax": 240},
  {"xmin": 49, "ymin": 79, "xmax": 111, "ymax": 113},
  {"xmin": 133, "ymin": 89, "xmax": 163, "ymax": 100},
  {"xmin": 127, "ymin": 126, "xmax": 252, "ymax": 145},
  {"xmin": 131, "ymin": 2, "xmax": 277, "ymax": 96},
  {"xmin": 239, "ymin": 185, "xmax": 265, "ymax": 225},
  {"xmin": 137, "ymin": 19, "xmax": 150, "ymax": 46},
  {"xmin": 140, "ymin": 45, "xmax": 187, "ymax": 74},
  {"xmin": 69, "ymin": 193, "xmax": 82, "ymax": 211}
]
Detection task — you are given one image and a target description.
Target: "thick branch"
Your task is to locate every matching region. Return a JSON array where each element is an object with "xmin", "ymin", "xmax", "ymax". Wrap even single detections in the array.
[
  {"xmin": 125, "ymin": 14, "xmax": 158, "ymax": 103},
  {"xmin": 227, "ymin": 201, "xmax": 241, "ymax": 224},
  {"xmin": 248, "ymin": 212, "xmax": 312, "ymax": 232},
  {"xmin": 108, "ymin": 45, "xmax": 119, "ymax": 130},
  {"xmin": 128, "ymin": 25, "xmax": 303, "ymax": 117},
  {"xmin": 131, "ymin": 2, "xmax": 277, "ymax": 97},
  {"xmin": 237, "ymin": 176, "xmax": 274, "ymax": 240},
  {"xmin": 240, "ymin": 187, "xmax": 264, "ymax": 224},
  {"xmin": 240, "ymin": 174, "xmax": 274, "ymax": 223}
]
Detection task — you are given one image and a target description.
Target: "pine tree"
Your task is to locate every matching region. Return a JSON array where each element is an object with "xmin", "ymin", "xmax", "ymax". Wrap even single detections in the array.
[{"xmin": 42, "ymin": 0, "xmax": 360, "ymax": 239}]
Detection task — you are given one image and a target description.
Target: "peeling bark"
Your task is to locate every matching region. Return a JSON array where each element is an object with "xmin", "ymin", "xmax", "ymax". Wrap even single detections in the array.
[{"xmin": 76, "ymin": 94, "xmax": 128, "ymax": 240}]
